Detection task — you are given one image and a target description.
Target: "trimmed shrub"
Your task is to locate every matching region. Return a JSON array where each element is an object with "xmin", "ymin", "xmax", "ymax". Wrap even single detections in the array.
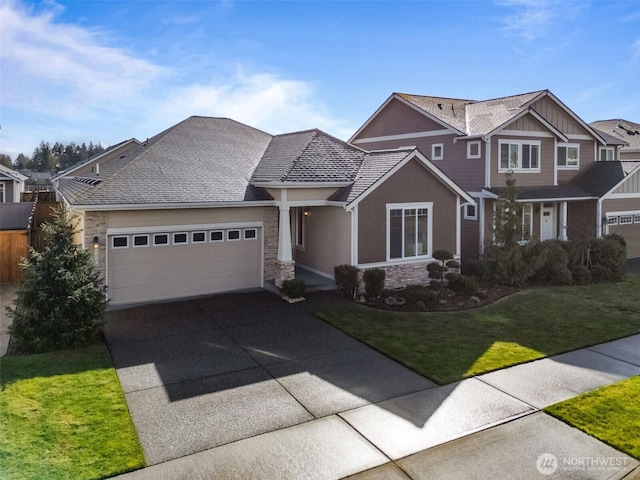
[
  {"xmin": 433, "ymin": 250, "xmax": 454, "ymax": 262},
  {"xmin": 448, "ymin": 275, "xmax": 480, "ymax": 296},
  {"xmin": 445, "ymin": 272, "xmax": 461, "ymax": 283},
  {"xmin": 363, "ymin": 268, "xmax": 385, "ymax": 300},
  {"xmin": 589, "ymin": 238, "xmax": 626, "ymax": 281},
  {"xmin": 605, "ymin": 233, "xmax": 627, "ymax": 249},
  {"xmin": 569, "ymin": 264, "xmax": 592, "ymax": 285},
  {"xmin": 334, "ymin": 264, "xmax": 359, "ymax": 298},
  {"xmin": 281, "ymin": 278, "xmax": 306, "ymax": 299},
  {"xmin": 531, "ymin": 240, "xmax": 573, "ymax": 285},
  {"xmin": 402, "ymin": 284, "xmax": 435, "ymax": 304},
  {"xmin": 446, "ymin": 260, "xmax": 461, "ymax": 270},
  {"xmin": 482, "ymin": 244, "xmax": 533, "ymax": 287}
]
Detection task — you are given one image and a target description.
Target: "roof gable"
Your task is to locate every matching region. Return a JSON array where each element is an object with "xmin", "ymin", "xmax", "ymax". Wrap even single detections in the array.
[{"xmin": 590, "ymin": 119, "xmax": 640, "ymax": 149}]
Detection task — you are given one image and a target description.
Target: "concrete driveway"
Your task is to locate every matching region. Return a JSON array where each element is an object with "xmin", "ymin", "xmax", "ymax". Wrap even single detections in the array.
[
  {"xmin": 104, "ymin": 291, "xmax": 436, "ymax": 466},
  {"xmin": 107, "ymin": 292, "xmax": 640, "ymax": 479}
]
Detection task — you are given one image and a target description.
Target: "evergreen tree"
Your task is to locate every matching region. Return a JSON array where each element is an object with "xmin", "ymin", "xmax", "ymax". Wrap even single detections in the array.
[
  {"xmin": 493, "ymin": 173, "xmax": 525, "ymax": 247},
  {"xmin": 8, "ymin": 207, "xmax": 107, "ymax": 354}
]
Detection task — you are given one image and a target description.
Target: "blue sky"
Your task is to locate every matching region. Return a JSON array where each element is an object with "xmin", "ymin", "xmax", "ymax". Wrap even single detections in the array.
[{"xmin": 1, "ymin": 0, "xmax": 639, "ymax": 159}]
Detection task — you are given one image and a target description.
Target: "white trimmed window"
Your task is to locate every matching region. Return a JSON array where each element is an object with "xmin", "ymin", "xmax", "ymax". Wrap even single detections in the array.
[
  {"xmin": 635, "ymin": 215, "xmax": 640, "ymax": 224},
  {"xmin": 494, "ymin": 203, "xmax": 533, "ymax": 243},
  {"xmin": 191, "ymin": 231, "xmax": 206, "ymax": 243},
  {"xmin": 244, "ymin": 228, "xmax": 257, "ymax": 240},
  {"xmin": 173, "ymin": 232, "xmax": 188, "ymax": 244},
  {"xmin": 467, "ymin": 141, "xmax": 481, "ymax": 159},
  {"xmin": 387, "ymin": 203, "xmax": 432, "ymax": 260},
  {"xmin": 464, "ymin": 203, "xmax": 477, "ymax": 220},
  {"xmin": 210, "ymin": 230, "xmax": 224, "ymax": 242},
  {"xmin": 291, "ymin": 207, "xmax": 305, "ymax": 247},
  {"xmin": 0, "ymin": 182, "xmax": 4, "ymax": 203},
  {"xmin": 608, "ymin": 216, "xmax": 618, "ymax": 225},
  {"xmin": 111, "ymin": 236, "xmax": 129, "ymax": 249},
  {"xmin": 619, "ymin": 215, "xmax": 633, "ymax": 225},
  {"xmin": 133, "ymin": 235, "xmax": 149, "ymax": 247},
  {"xmin": 499, "ymin": 140, "xmax": 540, "ymax": 172},
  {"xmin": 431, "ymin": 144, "xmax": 444, "ymax": 160},
  {"xmin": 153, "ymin": 234, "xmax": 169, "ymax": 246},
  {"xmin": 227, "ymin": 229, "xmax": 241, "ymax": 241},
  {"xmin": 557, "ymin": 143, "xmax": 579, "ymax": 169},
  {"xmin": 600, "ymin": 147, "xmax": 615, "ymax": 161}
]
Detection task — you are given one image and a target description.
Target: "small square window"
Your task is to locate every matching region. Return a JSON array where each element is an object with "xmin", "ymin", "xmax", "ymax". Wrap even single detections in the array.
[
  {"xmin": 464, "ymin": 203, "xmax": 477, "ymax": 220},
  {"xmin": 431, "ymin": 143, "xmax": 444, "ymax": 160},
  {"xmin": 153, "ymin": 234, "xmax": 169, "ymax": 246},
  {"xmin": 227, "ymin": 229, "xmax": 241, "ymax": 241},
  {"xmin": 112, "ymin": 236, "xmax": 128, "ymax": 249},
  {"xmin": 133, "ymin": 235, "xmax": 149, "ymax": 247},
  {"xmin": 619, "ymin": 215, "xmax": 633, "ymax": 225},
  {"xmin": 192, "ymin": 231, "xmax": 206, "ymax": 243},
  {"xmin": 210, "ymin": 231, "xmax": 224, "ymax": 242},
  {"xmin": 173, "ymin": 232, "xmax": 188, "ymax": 244},
  {"xmin": 467, "ymin": 141, "xmax": 481, "ymax": 159},
  {"xmin": 634, "ymin": 215, "xmax": 640, "ymax": 224},
  {"xmin": 244, "ymin": 228, "xmax": 257, "ymax": 240},
  {"xmin": 608, "ymin": 217, "xmax": 618, "ymax": 225}
]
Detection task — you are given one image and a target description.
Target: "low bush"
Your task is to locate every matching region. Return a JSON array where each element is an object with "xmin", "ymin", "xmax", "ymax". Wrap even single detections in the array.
[
  {"xmin": 589, "ymin": 238, "xmax": 626, "ymax": 281},
  {"xmin": 334, "ymin": 264, "xmax": 359, "ymax": 298},
  {"xmin": 532, "ymin": 240, "xmax": 573, "ymax": 285},
  {"xmin": 281, "ymin": 278, "xmax": 307, "ymax": 299},
  {"xmin": 448, "ymin": 275, "xmax": 480, "ymax": 296},
  {"xmin": 363, "ymin": 268, "xmax": 385, "ymax": 300},
  {"xmin": 402, "ymin": 284, "xmax": 436, "ymax": 304}
]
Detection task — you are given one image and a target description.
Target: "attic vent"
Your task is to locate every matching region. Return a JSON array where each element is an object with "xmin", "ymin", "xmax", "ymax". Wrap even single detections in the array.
[
  {"xmin": 119, "ymin": 154, "xmax": 126, "ymax": 158},
  {"xmin": 73, "ymin": 176, "xmax": 102, "ymax": 186}
]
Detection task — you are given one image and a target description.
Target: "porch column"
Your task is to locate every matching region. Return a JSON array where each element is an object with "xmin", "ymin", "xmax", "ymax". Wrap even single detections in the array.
[
  {"xmin": 275, "ymin": 205, "xmax": 295, "ymax": 287},
  {"xmin": 559, "ymin": 201, "xmax": 568, "ymax": 241}
]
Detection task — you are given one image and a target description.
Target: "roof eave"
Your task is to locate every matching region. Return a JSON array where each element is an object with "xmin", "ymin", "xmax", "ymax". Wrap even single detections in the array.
[
  {"xmin": 62, "ymin": 200, "xmax": 276, "ymax": 211},
  {"xmin": 251, "ymin": 181, "xmax": 352, "ymax": 188}
]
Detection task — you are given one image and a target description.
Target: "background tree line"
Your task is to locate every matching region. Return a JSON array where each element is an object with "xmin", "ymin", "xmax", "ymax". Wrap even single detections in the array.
[{"xmin": 0, "ymin": 141, "xmax": 105, "ymax": 172}]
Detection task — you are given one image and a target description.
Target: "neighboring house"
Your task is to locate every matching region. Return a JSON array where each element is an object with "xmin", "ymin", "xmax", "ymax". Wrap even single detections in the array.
[
  {"xmin": 590, "ymin": 119, "xmax": 640, "ymax": 161},
  {"xmin": 55, "ymin": 116, "xmax": 472, "ymax": 306},
  {"xmin": 0, "ymin": 164, "xmax": 28, "ymax": 203},
  {"xmin": 350, "ymin": 90, "xmax": 640, "ymax": 261}
]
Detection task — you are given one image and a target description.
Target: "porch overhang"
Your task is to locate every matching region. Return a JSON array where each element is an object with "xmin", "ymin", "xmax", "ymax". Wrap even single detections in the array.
[{"xmin": 482, "ymin": 185, "xmax": 597, "ymax": 203}]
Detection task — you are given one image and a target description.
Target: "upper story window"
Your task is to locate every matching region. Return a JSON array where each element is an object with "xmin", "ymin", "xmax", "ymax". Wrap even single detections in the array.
[
  {"xmin": 499, "ymin": 140, "xmax": 540, "ymax": 172},
  {"xmin": 600, "ymin": 147, "xmax": 615, "ymax": 161},
  {"xmin": 467, "ymin": 141, "xmax": 481, "ymax": 159},
  {"xmin": 388, "ymin": 203, "xmax": 432, "ymax": 260},
  {"xmin": 557, "ymin": 143, "xmax": 579, "ymax": 169},
  {"xmin": 431, "ymin": 144, "xmax": 444, "ymax": 161},
  {"xmin": 0, "ymin": 182, "xmax": 4, "ymax": 203}
]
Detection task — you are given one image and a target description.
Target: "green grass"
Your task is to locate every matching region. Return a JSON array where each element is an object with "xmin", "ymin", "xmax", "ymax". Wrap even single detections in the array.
[
  {"xmin": 318, "ymin": 274, "xmax": 640, "ymax": 384},
  {"xmin": 0, "ymin": 344, "xmax": 145, "ymax": 480},
  {"xmin": 545, "ymin": 376, "xmax": 640, "ymax": 460}
]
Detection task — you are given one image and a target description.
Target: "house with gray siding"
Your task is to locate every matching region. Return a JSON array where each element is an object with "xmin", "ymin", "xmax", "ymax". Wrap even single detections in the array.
[
  {"xmin": 350, "ymin": 90, "xmax": 640, "ymax": 261},
  {"xmin": 0, "ymin": 164, "xmax": 27, "ymax": 203}
]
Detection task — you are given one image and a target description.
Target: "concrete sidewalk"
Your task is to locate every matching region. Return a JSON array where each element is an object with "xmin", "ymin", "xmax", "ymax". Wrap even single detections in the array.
[{"xmin": 113, "ymin": 333, "xmax": 640, "ymax": 480}]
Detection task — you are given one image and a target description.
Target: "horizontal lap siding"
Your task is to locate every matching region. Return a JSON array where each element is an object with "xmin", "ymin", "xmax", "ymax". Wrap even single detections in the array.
[
  {"xmin": 567, "ymin": 201, "xmax": 597, "ymax": 239},
  {"xmin": 107, "ymin": 207, "xmax": 270, "ymax": 229},
  {"xmin": 358, "ymin": 159, "xmax": 457, "ymax": 264},
  {"xmin": 557, "ymin": 139, "xmax": 597, "ymax": 183},
  {"xmin": 294, "ymin": 207, "xmax": 351, "ymax": 276}
]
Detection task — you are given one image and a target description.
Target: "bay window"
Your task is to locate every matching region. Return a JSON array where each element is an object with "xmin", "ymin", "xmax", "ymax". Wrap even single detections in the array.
[
  {"xmin": 388, "ymin": 203, "xmax": 432, "ymax": 260},
  {"xmin": 499, "ymin": 140, "xmax": 540, "ymax": 172}
]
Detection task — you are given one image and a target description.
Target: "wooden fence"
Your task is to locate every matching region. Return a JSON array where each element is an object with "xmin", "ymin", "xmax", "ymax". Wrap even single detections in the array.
[
  {"xmin": 0, "ymin": 230, "xmax": 29, "ymax": 283},
  {"xmin": 30, "ymin": 202, "xmax": 61, "ymax": 252}
]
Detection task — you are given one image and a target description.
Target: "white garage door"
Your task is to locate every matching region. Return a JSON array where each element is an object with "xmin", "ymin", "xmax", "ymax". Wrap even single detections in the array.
[{"xmin": 107, "ymin": 226, "xmax": 263, "ymax": 305}]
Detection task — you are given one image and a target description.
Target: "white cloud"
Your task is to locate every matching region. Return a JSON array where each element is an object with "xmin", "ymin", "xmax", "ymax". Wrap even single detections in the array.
[
  {"xmin": 496, "ymin": 0, "xmax": 579, "ymax": 41},
  {"xmin": 152, "ymin": 72, "xmax": 353, "ymax": 139}
]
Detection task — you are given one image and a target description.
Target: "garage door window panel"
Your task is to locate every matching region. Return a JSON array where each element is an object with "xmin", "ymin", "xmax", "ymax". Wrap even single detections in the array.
[
  {"xmin": 112, "ymin": 236, "xmax": 129, "ymax": 249},
  {"xmin": 228, "ymin": 229, "xmax": 241, "ymax": 241},
  {"xmin": 244, "ymin": 228, "xmax": 257, "ymax": 240},
  {"xmin": 210, "ymin": 230, "xmax": 224, "ymax": 242},
  {"xmin": 133, "ymin": 235, "xmax": 149, "ymax": 247},
  {"xmin": 153, "ymin": 234, "xmax": 169, "ymax": 246},
  {"xmin": 192, "ymin": 231, "xmax": 206, "ymax": 243},
  {"xmin": 173, "ymin": 232, "xmax": 188, "ymax": 244}
]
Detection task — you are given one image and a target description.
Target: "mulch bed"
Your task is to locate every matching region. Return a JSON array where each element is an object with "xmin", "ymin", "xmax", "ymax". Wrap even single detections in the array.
[{"xmin": 364, "ymin": 284, "xmax": 518, "ymax": 312}]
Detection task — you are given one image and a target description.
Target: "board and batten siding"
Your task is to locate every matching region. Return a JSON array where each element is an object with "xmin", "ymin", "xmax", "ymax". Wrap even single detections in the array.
[
  {"xmin": 357, "ymin": 158, "xmax": 458, "ymax": 264},
  {"xmin": 612, "ymin": 169, "xmax": 640, "ymax": 195},
  {"xmin": 356, "ymin": 97, "xmax": 446, "ymax": 138},
  {"xmin": 531, "ymin": 97, "xmax": 592, "ymax": 136},
  {"xmin": 293, "ymin": 206, "xmax": 351, "ymax": 276}
]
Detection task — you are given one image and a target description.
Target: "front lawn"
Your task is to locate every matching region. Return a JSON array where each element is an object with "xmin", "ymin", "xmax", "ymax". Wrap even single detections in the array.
[
  {"xmin": 317, "ymin": 274, "xmax": 640, "ymax": 384},
  {"xmin": 545, "ymin": 376, "xmax": 640, "ymax": 460},
  {"xmin": 0, "ymin": 344, "xmax": 145, "ymax": 480}
]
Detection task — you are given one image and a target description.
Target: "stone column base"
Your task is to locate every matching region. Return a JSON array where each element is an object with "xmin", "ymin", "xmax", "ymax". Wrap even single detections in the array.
[{"xmin": 274, "ymin": 260, "xmax": 295, "ymax": 288}]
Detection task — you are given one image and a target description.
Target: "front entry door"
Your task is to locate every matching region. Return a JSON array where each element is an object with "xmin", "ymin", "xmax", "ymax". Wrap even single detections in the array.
[{"xmin": 540, "ymin": 205, "xmax": 556, "ymax": 241}]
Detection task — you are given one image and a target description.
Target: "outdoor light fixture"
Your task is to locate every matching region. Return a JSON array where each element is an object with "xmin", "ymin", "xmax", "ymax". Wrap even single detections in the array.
[
  {"xmin": 304, "ymin": 208, "xmax": 310, "ymax": 216},
  {"xmin": 93, "ymin": 236, "xmax": 99, "ymax": 249}
]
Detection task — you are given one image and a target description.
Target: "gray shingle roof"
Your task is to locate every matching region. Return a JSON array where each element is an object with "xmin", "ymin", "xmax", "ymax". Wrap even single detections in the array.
[
  {"xmin": 571, "ymin": 161, "xmax": 640, "ymax": 197},
  {"xmin": 58, "ymin": 117, "xmax": 273, "ymax": 205},
  {"xmin": 398, "ymin": 90, "xmax": 547, "ymax": 136},
  {"xmin": 485, "ymin": 184, "xmax": 594, "ymax": 201},
  {"xmin": 251, "ymin": 130, "xmax": 365, "ymax": 183},
  {"xmin": 329, "ymin": 149, "xmax": 414, "ymax": 203},
  {"xmin": 0, "ymin": 202, "xmax": 35, "ymax": 230},
  {"xmin": 590, "ymin": 119, "xmax": 639, "ymax": 149}
]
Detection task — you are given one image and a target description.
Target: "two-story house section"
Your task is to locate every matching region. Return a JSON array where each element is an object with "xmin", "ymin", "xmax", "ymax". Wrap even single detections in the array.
[{"xmin": 350, "ymin": 90, "xmax": 637, "ymax": 262}]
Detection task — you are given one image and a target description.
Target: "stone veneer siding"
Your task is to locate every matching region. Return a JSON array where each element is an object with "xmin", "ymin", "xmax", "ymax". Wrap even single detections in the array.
[
  {"xmin": 358, "ymin": 261, "xmax": 433, "ymax": 291},
  {"xmin": 274, "ymin": 260, "xmax": 295, "ymax": 288},
  {"xmin": 82, "ymin": 211, "xmax": 107, "ymax": 280},
  {"xmin": 262, "ymin": 207, "xmax": 278, "ymax": 281}
]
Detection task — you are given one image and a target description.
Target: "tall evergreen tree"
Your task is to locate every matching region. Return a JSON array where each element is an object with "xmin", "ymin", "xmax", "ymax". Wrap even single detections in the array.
[{"xmin": 8, "ymin": 207, "xmax": 107, "ymax": 354}]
